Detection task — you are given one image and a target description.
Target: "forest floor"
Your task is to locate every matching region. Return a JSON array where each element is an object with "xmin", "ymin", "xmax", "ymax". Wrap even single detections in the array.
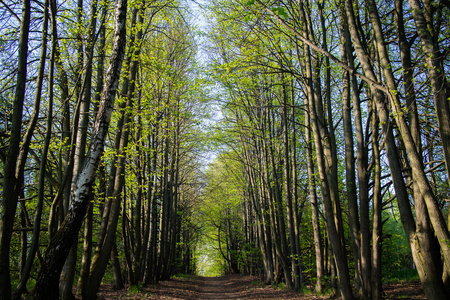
[{"xmin": 96, "ymin": 274, "xmax": 426, "ymax": 299}]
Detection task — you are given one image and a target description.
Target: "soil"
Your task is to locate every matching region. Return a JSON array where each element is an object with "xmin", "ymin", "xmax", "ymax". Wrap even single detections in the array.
[{"xmin": 96, "ymin": 274, "xmax": 426, "ymax": 299}]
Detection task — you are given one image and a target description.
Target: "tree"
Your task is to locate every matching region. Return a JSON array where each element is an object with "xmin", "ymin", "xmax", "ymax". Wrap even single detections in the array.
[
  {"xmin": 32, "ymin": 0, "xmax": 128, "ymax": 297},
  {"xmin": 0, "ymin": 1, "xmax": 31, "ymax": 298}
]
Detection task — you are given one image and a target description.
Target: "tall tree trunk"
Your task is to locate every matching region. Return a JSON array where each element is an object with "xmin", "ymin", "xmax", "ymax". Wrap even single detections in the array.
[
  {"xmin": 366, "ymin": 0, "xmax": 450, "ymax": 291},
  {"xmin": 370, "ymin": 100, "xmax": 383, "ymax": 300},
  {"xmin": 143, "ymin": 124, "xmax": 160, "ymax": 284},
  {"xmin": 13, "ymin": 1, "xmax": 52, "ymax": 297},
  {"xmin": 0, "ymin": 1, "xmax": 31, "ymax": 298},
  {"xmin": 49, "ymin": 31, "xmax": 71, "ymax": 240},
  {"xmin": 308, "ymin": 53, "xmax": 355, "ymax": 300},
  {"xmin": 305, "ymin": 109, "xmax": 323, "ymax": 293},
  {"xmin": 76, "ymin": 3, "xmax": 107, "ymax": 297},
  {"xmin": 32, "ymin": 0, "xmax": 127, "ymax": 296},
  {"xmin": 111, "ymin": 237, "xmax": 124, "ymax": 290},
  {"xmin": 76, "ymin": 202, "xmax": 93, "ymax": 299},
  {"xmin": 86, "ymin": 4, "xmax": 144, "ymax": 295},
  {"xmin": 290, "ymin": 103, "xmax": 303, "ymax": 288},
  {"xmin": 267, "ymin": 106, "xmax": 294, "ymax": 289},
  {"xmin": 408, "ymin": 0, "xmax": 450, "ymax": 184},
  {"xmin": 86, "ymin": 74, "xmax": 134, "ymax": 298},
  {"xmin": 133, "ymin": 97, "xmax": 143, "ymax": 282},
  {"xmin": 60, "ymin": 1, "xmax": 99, "ymax": 298},
  {"xmin": 346, "ymin": 0, "xmax": 450, "ymax": 297},
  {"xmin": 338, "ymin": 5, "xmax": 363, "ymax": 294},
  {"xmin": 281, "ymin": 76, "xmax": 300, "ymax": 290}
]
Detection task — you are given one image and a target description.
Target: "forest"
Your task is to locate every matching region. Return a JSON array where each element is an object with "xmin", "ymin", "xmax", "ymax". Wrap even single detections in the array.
[{"xmin": 0, "ymin": 0, "xmax": 449, "ymax": 299}]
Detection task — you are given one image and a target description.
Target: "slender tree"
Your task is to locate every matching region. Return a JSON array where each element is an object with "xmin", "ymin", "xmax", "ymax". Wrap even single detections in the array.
[
  {"xmin": 0, "ymin": 1, "xmax": 31, "ymax": 298},
  {"xmin": 32, "ymin": 0, "xmax": 128, "ymax": 296}
]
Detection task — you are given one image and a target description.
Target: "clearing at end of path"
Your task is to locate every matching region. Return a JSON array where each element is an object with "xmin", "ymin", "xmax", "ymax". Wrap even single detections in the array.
[{"xmin": 96, "ymin": 274, "xmax": 425, "ymax": 299}]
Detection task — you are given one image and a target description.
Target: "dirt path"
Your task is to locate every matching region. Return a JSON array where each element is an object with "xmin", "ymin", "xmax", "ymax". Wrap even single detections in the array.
[
  {"xmin": 196, "ymin": 276, "xmax": 244, "ymax": 299},
  {"xmin": 96, "ymin": 274, "xmax": 425, "ymax": 299},
  {"xmin": 180, "ymin": 275, "xmax": 301, "ymax": 299}
]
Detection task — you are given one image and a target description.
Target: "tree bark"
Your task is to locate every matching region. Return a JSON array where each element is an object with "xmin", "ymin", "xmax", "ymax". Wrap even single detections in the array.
[
  {"xmin": 408, "ymin": 0, "xmax": 450, "ymax": 184},
  {"xmin": 366, "ymin": 0, "xmax": 450, "ymax": 290},
  {"xmin": 76, "ymin": 3, "xmax": 107, "ymax": 298},
  {"xmin": 305, "ymin": 108, "xmax": 323, "ymax": 293},
  {"xmin": 32, "ymin": 0, "xmax": 128, "ymax": 297},
  {"xmin": 281, "ymin": 75, "xmax": 300, "ymax": 290},
  {"xmin": 300, "ymin": 6, "xmax": 353, "ymax": 293},
  {"xmin": 12, "ymin": 1, "xmax": 50, "ymax": 298},
  {"xmin": 338, "ymin": 5, "xmax": 364, "ymax": 294},
  {"xmin": 346, "ymin": 0, "xmax": 450, "ymax": 297},
  {"xmin": 370, "ymin": 99, "xmax": 383, "ymax": 300},
  {"xmin": 0, "ymin": 1, "xmax": 31, "ymax": 298}
]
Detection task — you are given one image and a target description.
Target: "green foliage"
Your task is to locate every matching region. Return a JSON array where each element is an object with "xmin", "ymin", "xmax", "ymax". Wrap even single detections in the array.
[
  {"xmin": 128, "ymin": 283, "xmax": 143, "ymax": 294},
  {"xmin": 172, "ymin": 274, "xmax": 198, "ymax": 280},
  {"xmin": 385, "ymin": 269, "xmax": 419, "ymax": 283},
  {"xmin": 382, "ymin": 210, "xmax": 414, "ymax": 278},
  {"xmin": 195, "ymin": 236, "xmax": 226, "ymax": 276},
  {"xmin": 272, "ymin": 7, "xmax": 288, "ymax": 19}
]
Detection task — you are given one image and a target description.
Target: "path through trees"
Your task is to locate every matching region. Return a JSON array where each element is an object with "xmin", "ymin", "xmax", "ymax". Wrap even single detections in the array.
[
  {"xmin": 0, "ymin": 0, "xmax": 449, "ymax": 299},
  {"xmin": 94, "ymin": 274, "xmax": 426, "ymax": 299}
]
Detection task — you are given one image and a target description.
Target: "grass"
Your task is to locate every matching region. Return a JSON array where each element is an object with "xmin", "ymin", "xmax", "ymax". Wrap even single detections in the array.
[
  {"xmin": 299, "ymin": 285, "xmax": 313, "ymax": 295},
  {"xmin": 250, "ymin": 280, "xmax": 265, "ymax": 288},
  {"xmin": 128, "ymin": 283, "xmax": 143, "ymax": 294},
  {"xmin": 172, "ymin": 273, "xmax": 198, "ymax": 280},
  {"xmin": 277, "ymin": 282, "xmax": 286, "ymax": 290}
]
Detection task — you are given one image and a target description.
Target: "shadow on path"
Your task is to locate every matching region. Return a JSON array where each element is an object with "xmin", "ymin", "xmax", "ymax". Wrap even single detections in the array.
[
  {"xmin": 197, "ymin": 276, "xmax": 246, "ymax": 299},
  {"xmin": 96, "ymin": 274, "xmax": 425, "ymax": 299}
]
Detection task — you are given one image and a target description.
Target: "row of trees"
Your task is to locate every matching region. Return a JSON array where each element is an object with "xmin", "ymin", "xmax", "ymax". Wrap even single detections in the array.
[
  {"xmin": 203, "ymin": 0, "xmax": 450, "ymax": 299},
  {"xmin": 0, "ymin": 0, "xmax": 206, "ymax": 299}
]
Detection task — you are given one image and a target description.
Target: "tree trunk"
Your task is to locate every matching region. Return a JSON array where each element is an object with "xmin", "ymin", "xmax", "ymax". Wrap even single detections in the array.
[
  {"xmin": 0, "ymin": 1, "xmax": 31, "ymax": 298},
  {"xmin": 366, "ymin": 0, "xmax": 450, "ymax": 292},
  {"xmin": 301, "ymin": 15, "xmax": 354, "ymax": 295},
  {"xmin": 111, "ymin": 238, "xmax": 124, "ymax": 290},
  {"xmin": 143, "ymin": 123, "xmax": 160, "ymax": 284},
  {"xmin": 86, "ymin": 4, "xmax": 144, "ymax": 295},
  {"xmin": 338, "ymin": 6, "xmax": 362, "ymax": 294},
  {"xmin": 12, "ymin": 1, "xmax": 49, "ymax": 297},
  {"xmin": 346, "ymin": 0, "xmax": 450, "ymax": 297},
  {"xmin": 60, "ymin": 1, "xmax": 99, "ymax": 296},
  {"xmin": 76, "ymin": 3, "xmax": 107, "ymax": 297},
  {"xmin": 76, "ymin": 203, "xmax": 93, "ymax": 299},
  {"xmin": 408, "ymin": 0, "xmax": 450, "ymax": 184},
  {"xmin": 32, "ymin": 0, "xmax": 128, "ymax": 296},
  {"xmin": 305, "ymin": 110, "xmax": 323, "ymax": 293},
  {"xmin": 370, "ymin": 99, "xmax": 383, "ymax": 300},
  {"xmin": 267, "ymin": 106, "xmax": 294, "ymax": 289},
  {"xmin": 281, "ymin": 76, "xmax": 300, "ymax": 290}
]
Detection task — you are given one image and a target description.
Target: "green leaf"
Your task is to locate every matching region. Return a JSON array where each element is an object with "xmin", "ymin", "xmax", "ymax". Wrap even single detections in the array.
[{"xmin": 273, "ymin": 7, "xmax": 288, "ymax": 19}]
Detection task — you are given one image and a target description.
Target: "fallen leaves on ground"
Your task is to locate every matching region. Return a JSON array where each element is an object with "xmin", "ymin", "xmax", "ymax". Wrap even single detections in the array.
[{"xmin": 96, "ymin": 274, "xmax": 426, "ymax": 299}]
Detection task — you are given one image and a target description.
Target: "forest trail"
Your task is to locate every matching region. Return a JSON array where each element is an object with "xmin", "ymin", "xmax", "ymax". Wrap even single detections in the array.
[
  {"xmin": 96, "ymin": 274, "xmax": 425, "ymax": 299},
  {"xmin": 97, "ymin": 274, "xmax": 301, "ymax": 299},
  {"xmin": 196, "ymin": 276, "xmax": 249, "ymax": 299}
]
